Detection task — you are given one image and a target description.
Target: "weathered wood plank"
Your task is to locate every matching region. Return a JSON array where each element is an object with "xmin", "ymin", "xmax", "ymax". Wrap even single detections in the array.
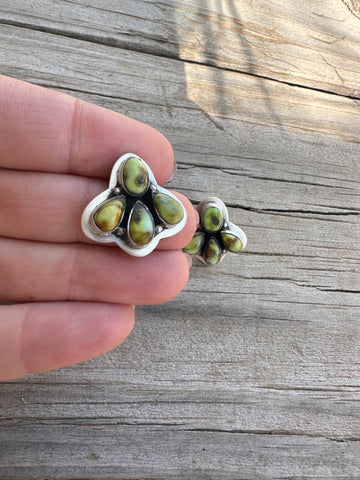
[
  {"xmin": 1, "ymin": 0, "xmax": 360, "ymax": 97},
  {"xmin": 1, "ymin": 424, "xmax": 360, "ymax": 479},
  {"xmin": 1, "ymin": 17, "xmax": 360, "ymax": 480},
  {"xmin": 2, "ymin": 308, "xmax": 360, "ymax": 435},
  {"xmin": 2, "ymin": 305, "xmax": 360, "ymax": 478},
  {"xmin": 1, "ymin": 23, "xmax": 360, "ymax": 216}
]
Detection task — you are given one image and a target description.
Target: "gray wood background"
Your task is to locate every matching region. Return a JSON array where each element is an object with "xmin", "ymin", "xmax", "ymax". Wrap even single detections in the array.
[{"xmin": 1, "ymin": 0, "xmax": 360, "ymax": 478}]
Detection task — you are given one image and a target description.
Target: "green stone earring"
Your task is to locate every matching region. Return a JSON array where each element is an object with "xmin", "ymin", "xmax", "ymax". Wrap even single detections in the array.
[
  {"xmin": 81, "ymin": 153, "xmax": 186, "ymax": 256},
  {"xmin": 183, "ymin": 197, "xmax": 247, "ymax": 266}
]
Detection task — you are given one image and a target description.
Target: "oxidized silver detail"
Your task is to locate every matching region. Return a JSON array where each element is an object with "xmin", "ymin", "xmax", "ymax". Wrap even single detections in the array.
[
  {"xmin": 81, "ymin": 153, "xmax": 187, "ymax": 257},
  {"xmin": 185, "ymin": 197, "xmax": 247, "ymax": 265}
]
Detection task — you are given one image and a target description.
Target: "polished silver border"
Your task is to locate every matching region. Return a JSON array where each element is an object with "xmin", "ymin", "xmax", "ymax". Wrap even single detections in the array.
[
  {"xmin": 126, "ymin": 200, "xmax": 155, "ymax": 249},
  {"xmin": 91, "ymin": 195, "xmax": 126, "ymax": 234},
  {"xmin": 194, "ymin": 197, "xmax": 247, "ymax": 265},
  {"xmin": 81, "ymin": 153, "xmax": 187, "ymax": 257}
]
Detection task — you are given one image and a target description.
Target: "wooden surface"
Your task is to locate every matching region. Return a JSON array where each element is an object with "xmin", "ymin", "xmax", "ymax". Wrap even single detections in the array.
[{"xmin": 1, "ymin": 1, "xmax": 360, "ymax": 478}]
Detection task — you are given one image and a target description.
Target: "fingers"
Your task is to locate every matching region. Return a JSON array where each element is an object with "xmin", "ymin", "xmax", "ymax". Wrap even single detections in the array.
[
  {"xmin": 0, "ymin": 75, "xmax": 174, "ymax": 184},
  {"xmin": 0, "ymin": 238, "xmax": 190, "ymax": 305},
  {"xmin": 0, "ymin": 302, "xmax": 135, "ymax": 382},
  {"xmin": 0, "ymin": 169, "xmax": 197, "ymax": 249}
]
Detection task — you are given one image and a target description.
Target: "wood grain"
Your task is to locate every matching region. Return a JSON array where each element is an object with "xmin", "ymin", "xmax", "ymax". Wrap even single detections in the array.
[
  {"xmin": 1, "ymin": 4, "xmax": 360, "ymax": 479},
  {"xmin": 1, "ymin": 0, "xmax": 360, "ymax": 96}
]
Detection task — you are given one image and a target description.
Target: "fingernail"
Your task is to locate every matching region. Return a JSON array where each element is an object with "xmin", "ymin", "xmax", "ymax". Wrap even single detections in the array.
[
  {"xmin": 167, "ymin": 160, "xmax": 177, "ymax": 183},
  {"xmin": 184, "ymin": 253, "xmax": 193, "ymax": 270}
]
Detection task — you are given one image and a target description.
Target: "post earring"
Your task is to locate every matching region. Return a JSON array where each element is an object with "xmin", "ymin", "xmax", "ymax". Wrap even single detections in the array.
[{"xmin": 183, "ymin": 197, "xmax": 247, "ymax": 266}]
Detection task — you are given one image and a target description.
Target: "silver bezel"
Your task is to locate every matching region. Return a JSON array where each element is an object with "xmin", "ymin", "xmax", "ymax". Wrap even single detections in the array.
[
  {"xmin": 194, "ymin": 197, "xmax": 247, "ymax": 265},
  {"xmin": 90, "ymin": 195, "xmax": 126, "ymax": 235},
  {"xmin": 126, "ymin": 200, "xmax": 155, "ymax": 249},
  {"xmin": 81, "ymin": 153, "xmax": 187, "ymax": 257}
]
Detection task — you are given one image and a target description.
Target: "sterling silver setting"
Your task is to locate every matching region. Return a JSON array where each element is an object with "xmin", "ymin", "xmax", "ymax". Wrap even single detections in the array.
[
  {"xmin": 81, "ymin": 153, "xmax": 187, "ymax": 257},
  {"xmin": 184, "ymin": 197, "xmax": 247, "ymax": 266}
]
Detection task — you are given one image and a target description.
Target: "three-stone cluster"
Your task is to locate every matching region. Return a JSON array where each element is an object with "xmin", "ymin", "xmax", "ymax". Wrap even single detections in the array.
[{"xmin": 92, "ymin": 156, "xmax": 184, "ymax": 248}]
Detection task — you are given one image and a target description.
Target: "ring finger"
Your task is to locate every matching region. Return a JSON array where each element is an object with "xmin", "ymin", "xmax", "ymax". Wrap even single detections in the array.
[{"xmin": 0, "ymin": 237, "xmax": 190, "ymax": 305}]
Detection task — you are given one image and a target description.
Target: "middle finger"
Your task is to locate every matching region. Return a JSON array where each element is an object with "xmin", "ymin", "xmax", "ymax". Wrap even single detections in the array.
[{"xmin": 0, "ymin": 169, "xmax": 197, "ymax": 249}]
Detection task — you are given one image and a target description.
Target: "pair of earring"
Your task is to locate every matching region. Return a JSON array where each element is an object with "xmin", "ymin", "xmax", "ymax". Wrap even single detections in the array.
[{"xmin": 81, "ymin": 153, "xmax": 247, "ymax": 265}]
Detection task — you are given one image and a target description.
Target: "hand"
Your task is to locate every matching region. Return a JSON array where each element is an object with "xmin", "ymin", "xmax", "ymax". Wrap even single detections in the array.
[{"xmin": 0, "ymin": 75, "xmax": 197, "ymax": 382}]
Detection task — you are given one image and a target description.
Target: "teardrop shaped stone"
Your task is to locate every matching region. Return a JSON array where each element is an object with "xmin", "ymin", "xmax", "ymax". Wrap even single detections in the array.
[
  {"xmin": 203, "ymin": 206, "xmax": 223, "ymax": 233},
  {"xmin": 128, "ymin": 201, "xmax": 154, "ymax": 246},
  {"xmin": 122, "ymin": 156, "xmax": 149, "ymax": 195},
  {"xmin": 204, "ymin": 237, "xmax": 222, "ymax": 266},
  {"xmin": 93, "ymin": 197, "xmax": 125, "ymax": 232},
  {"xmin": 221, "ymin": 232, "xmax": 243, "ymax": 253},
  {"xmin": 154, "ymin": 193, "xmax": 184, "ymax": 225},
  {"xmin": 183, "ymin": 232, "xmax": 204, "ymax": 255}
]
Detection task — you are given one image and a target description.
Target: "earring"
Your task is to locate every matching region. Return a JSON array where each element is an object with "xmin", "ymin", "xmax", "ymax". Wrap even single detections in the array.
[
  {"xmin": 183, "ymin": 197, "xmax": 247, "ymax": 265},
  {"xmin": 81, "ymin": 153, "xmax": 187, "ymax": 256}
]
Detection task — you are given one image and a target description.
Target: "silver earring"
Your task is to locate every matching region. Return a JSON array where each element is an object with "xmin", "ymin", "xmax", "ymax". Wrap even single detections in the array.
[
  {"xmin": 81, "ymin": 153, "xmax": 187, "ymax": 256},
  {"xmin": 183, "ymin": 197, "xmax": 247, "ymax": 265}
]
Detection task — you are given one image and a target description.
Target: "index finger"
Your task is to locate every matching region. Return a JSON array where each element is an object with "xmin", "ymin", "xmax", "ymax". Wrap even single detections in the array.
[{"xmin": 0, "ymin": 75, "xmax": 175, "ymax": 184}]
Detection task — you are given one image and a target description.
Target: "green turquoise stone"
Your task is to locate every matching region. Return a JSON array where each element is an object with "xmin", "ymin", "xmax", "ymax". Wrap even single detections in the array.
[
  {"xmin": 154, "ymin": 193, "xmax": 184, "ymax": 225},
  {"xmin": 204, "ymin": 237, "xmax": 222, "ymax": 266},
  {"xmin": 93, "ymin": 197, "xmax": 125, "ymax": 232},
  {"xmin": 221, "ymin": 232, "xmax": 243, "ymax": 253},
  {"xmin": 203, "ymin": 206, "xmax": 223, "ymax": 233},
  {"xmin": 128, "ymin": 201, "xmax": 154, "ymax": 245},
  {"xmin": 183, "ymin": 233, "xmax": 204, "ymax": 255},
  {"xmin": 123, "ymin": 156, "xmax": 149, "ymax": 195}
]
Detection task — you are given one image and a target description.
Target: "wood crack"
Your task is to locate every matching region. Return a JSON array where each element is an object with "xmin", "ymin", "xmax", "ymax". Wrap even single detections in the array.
[
  {"xmin": 1, "ymin": 418, "xmax": 359, "ymax": 443},
  {"xmin": 180, "ymin": 163, "xmax": 359, "ymax": 190},
  {"xmin": 1, "ymin": 19, "xmax": 360, "ymax": 102},
  {"xmin": 341, "ymin": 0, "xmax": 360, "ymax": 20},
  {"xmin": 312, "ymin": 287, "xmax": 360, "ymax": 294},
  {"xmin": 176, "ymin": 427, "xmax": 360, "ymax": 443},
  {"xmin": 225, "ymin": 205, "xmax": 360, "ymax": 216}
]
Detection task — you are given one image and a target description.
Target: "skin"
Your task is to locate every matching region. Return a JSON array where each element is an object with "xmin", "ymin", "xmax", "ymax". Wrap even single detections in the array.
[{"xmin": 0, "ymin": 75, "xmax": 198, "ymax": 382}]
